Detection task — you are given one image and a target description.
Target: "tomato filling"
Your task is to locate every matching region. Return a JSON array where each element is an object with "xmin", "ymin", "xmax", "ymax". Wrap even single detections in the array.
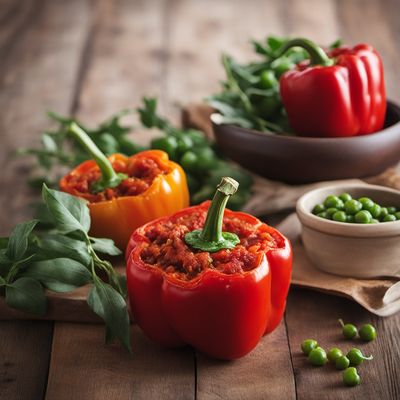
[
  {"xmin": 140, "ymin": 208, "xmax": 282, "ymax": 281},
  {"xmin": 63, "ymin": 156, "xmax": 170, "ymax": 202}
]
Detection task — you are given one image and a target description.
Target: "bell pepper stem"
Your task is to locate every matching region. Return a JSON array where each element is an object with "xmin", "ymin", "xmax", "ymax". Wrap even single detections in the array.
[
  {"xmin": 275, "ymin": 38, "xmax": 334, "ymax": 67},
  {"xmin": 68, "ymin": 122, "xmax": 127, "ymax": 193},
  {"xmin": 184, "ymin": 177, "xmax": 240, "ymax": 252}
]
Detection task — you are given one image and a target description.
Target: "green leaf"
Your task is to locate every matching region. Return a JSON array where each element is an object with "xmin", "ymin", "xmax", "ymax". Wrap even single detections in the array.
[
  {"xmin": 37, "ymin": 235, "xmax": 91, "ymax": 266},
  {"xmin": 21, "ymin": 258, "xmax": 92, "ymax": 293},
  {"xmin": 42, "ymin": 184, "xmax": 90, "ymax": 234},
  {"xmin": 5, "ymin": 277, "xmax": 46, "ymax": 315},
  {"xmin": 6, "ymin": 220, "xmax": 38, "ymax": 261},
  {"xmin": 90, "ymin": 237, "xmax": 122, "ymax": 256},
  {"xmin": 87, "ymin": 280, "xmax": 131, "ymax": 352},
  {"xmin": 0, "ymin": 237, "xmax": 9, "ymax": 250}
]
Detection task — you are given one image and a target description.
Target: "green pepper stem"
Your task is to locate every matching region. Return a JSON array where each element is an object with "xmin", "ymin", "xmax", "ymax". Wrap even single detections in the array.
[
  {"xmin": 275, "ymin": 38, "xmax": 334, "ymax": 67},
  {"xmin": 200, "ymin": 177, "xmax": 238, "ymax": 242},
  {"xmin": 69, "ymin": 122, "xmax": 126, "ymax": 192},
  {"xmin": 184, "ymin": 177, "xmax": 240, "ymax": 253}
]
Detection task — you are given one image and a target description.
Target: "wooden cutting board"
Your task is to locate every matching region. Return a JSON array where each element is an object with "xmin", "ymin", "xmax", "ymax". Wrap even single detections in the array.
[{"xmin": 0, "ymin": 264, "xmax": 128, "ymax": 323}]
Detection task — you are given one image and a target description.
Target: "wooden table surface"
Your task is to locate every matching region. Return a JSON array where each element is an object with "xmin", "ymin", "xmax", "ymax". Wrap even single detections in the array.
[{"xmin": 1, "ymin": 0, "xmax": 400, "ymax": 399}]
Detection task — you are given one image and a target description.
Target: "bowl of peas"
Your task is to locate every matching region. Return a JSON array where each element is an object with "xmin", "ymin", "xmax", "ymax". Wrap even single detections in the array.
[{"xmin": 296, "ymin": 183, "xmax": 400, "ymax": 278}]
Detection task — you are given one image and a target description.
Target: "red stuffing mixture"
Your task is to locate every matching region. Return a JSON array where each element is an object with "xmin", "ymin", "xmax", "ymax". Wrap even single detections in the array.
[{"xmin": 140, "ymin": 208, "xmax": 282, "ymax": 281}]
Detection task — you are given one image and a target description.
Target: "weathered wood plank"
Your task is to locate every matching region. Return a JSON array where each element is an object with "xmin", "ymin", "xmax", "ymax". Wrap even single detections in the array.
[
  {"xmin": 0, "ymin": 1, "xmax": 92, "ymax": 400},
  {"xmin": 197, "ymin": 322, "xmax": 296, "ymax": 400},
  {"xmin": 0, "ymin": 0, "xmax": 91, "ymax": 233},
  {"xmin": 286, "ymin": 289, "xmax": 400, "ymax": 400},
  {"xmin": 0, "ymin": 321, "xmax": 53, "ymax": 400},
  {"xmin": 47, "ymin": 1, "xmax": 196, "ymax": 398},
  {"xmin": 45, "ymin": 324, "xmax": 195, "ymax": 400}
]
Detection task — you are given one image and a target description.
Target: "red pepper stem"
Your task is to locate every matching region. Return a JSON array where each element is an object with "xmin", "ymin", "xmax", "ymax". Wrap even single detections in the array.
[
  {"xmin": 68, "ymin": 122, "xmax": 126, "ymax": 192},
  {"xmin": 184, "ymin": 177, "xmax": 240, "ymax": 252},
  {"xmin": 276, "ymin": 38, "xmax": 334, "ymax": 67},
  {"xmin": 200, "ymin": 178, "xmax": 238, "ymax": 243}
]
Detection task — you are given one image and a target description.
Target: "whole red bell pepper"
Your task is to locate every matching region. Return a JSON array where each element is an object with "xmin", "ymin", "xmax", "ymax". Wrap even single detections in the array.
[
  {"xmin": 126, "ymin": 177, "xmax": 292, "ymax": 360},
  {"xmin": 278, "ymin": 38, "xmax": 386, "ymax": 137}
]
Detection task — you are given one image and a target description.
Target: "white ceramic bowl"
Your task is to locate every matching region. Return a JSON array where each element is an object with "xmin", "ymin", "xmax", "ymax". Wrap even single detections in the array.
[{"xmin": 296, "ymin": 183, "xmax": 400, "ymax": 278}]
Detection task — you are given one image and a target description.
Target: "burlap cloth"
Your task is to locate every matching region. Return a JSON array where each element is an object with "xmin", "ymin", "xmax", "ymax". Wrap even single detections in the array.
[{"xmin": 182, "ymin": 103, "xmax": 400, "ymax": 316}]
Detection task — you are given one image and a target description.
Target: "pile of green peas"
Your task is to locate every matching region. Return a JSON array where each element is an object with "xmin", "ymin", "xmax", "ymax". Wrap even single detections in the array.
[
  {"xmin": 300, "ymin": 321, "xmax": 376, "ymax": 387},
  {"xmin": 312, "ymin": 193, "xmax": 400, "ymax": 224}
]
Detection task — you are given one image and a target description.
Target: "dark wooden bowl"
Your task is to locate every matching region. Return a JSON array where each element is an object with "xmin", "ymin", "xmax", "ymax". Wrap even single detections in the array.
[{"xmin": 212, "ymin": 101, "xmax": 400, "ymax": 184}]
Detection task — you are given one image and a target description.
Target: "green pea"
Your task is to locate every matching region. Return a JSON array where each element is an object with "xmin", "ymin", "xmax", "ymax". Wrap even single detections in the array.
[
  {"xmin": 343, "ymin": 367, "xmax": 361, "ymax": 387},
  {"xmin": 259, "ymin": 70, "xmax": 278, "ymax": 89},
  {"xmin": 308, "ymin": 347, "xmax": 328, "ymax": 366},
  {"xmin": 272, "ymin": 60, "xmax": 296, "ymax": 77},
  {"xmin": 339, "ymin": 193, "xmax": 352, "ymax": 202},
  {"xmin": 379, "ymin": 207, "xmax": 389, "ymax": 220},
  {"xmin": 317, "ymin": 211, "xmax": 329, "ymax": 219},
  {"xmin": 326, "ymin": 207, "xmax": 338, "ymax": 218},
  {"xmin": 339, "ymin": 319, "xmax": 358, "ymax": 339},
  {"xmin": 301, "ymin": 339, "xmax": 318, "ymax": 355},
  {"xmin": 332, "ymin": 211, "xmax": 347, "ymax": 222},
  {"xmin": 359, "ymin": 324, "xmax": 377, "ymax": 342},
  {"xmin": 347, "ymin": 215, "xmax": 355, "ymax": 223},
  {"xmin": 395, "ymin": 211, "xmax": 400, "ymax": 220},
  {"xmin": 368, "ymin": 203, "xmax": 382, "ymax": 218},
  {"xmin": 312, "ymin": 204, "xmax": 325, "ymax": 215},
  {"xmin": 359, "ymin": 197, "xmax": 374, "ymax": 210},
  {"xmin": 176, "ymin": 135, "xmax": 193, "ymax": 155},
  {"xmin": 370, "ymin": 219, "xmax": 379, "ymax": 224},
  {"xmin": 346, "ymin": 348, "xmax": 373, "ymax": 366},
  {"xmin": 186, "ymin": 129, "xmax": 207, "ymax": 146},
  {"xmin": 336, "ymin": 355, "xmax": 350, "ymax": 370},
  {"xmin": 327, "ymin": 347, "xmax": 343, "ymax": 362},
  {"xmin": 180, "ymin": 151, "xmax": 198, "ymax": 171},
  {"xmin": 387, "ymin": 206, "xmax": 397, "ymax": 214},
  {"xmin": 355, "ymin": 210, "xmax": 372, "ymax": 224},
  {"xmin": 324, "ymin": 195, "xmax": 344, "ymax": 209},
  {"xmin": 344, "ymin": 199, "xmax": 362, "ymax": 215},
  {"xmin": 383, "ymin": 214, "xmax": 396, "ymax": 222},
  {"xmin": 151, "ymin": 136, "xmax": 178, "ymax": 159}
]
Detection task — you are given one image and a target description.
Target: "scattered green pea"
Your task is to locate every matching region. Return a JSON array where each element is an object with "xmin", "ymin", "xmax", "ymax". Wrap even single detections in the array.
[
  {"xmin": 312, "ymin": 204, "xmax": 325, "ymax": 215},
  {"xmin": 339, "ymin": 319, "xmax": 358, "ymax": 339},
  {"xmin": 387, "ymin": 206, "xmax": 397, "ymax": 214},
  {"xmin": 359, "ymin": 197, "xmax": 374, "ymax": 210},
  {"xmin": 346, "ymin": 348, "xmax": 373, "ymax": 366},
  {"xmin": 355, "ymin": 210, "xmax": 372, "ymax": 224},
  {"xmin": 335, "ymin": 355, "xmax": 350, "ymax": 370},
  {"xmin": 344, "ymin": 199, "xmax": 362, "ymax": 215},
  {"xmin": 327, "ymin": 347, "xmax": 343, "ymax": 362},
  {"xmin": 317, "ymin": 211, "xmax": 329, "ymax": 219},
  {"xmin": 301, "ymin": 339, "xmax": 318, "ymax": 355},
  {"xmin": 379, "ymin": 207, "xmax": 389, "ymax": 219},
  {"xmin": 370, "ymin": 218, "xmax": 379, "ymax": 224},
  {"xmin": 383, "ymin": 214, "xmax": 396, "ymax": 222},
  {"xmin": 359, "ymin": 324, "xmax": 377, "ymax": 342},
  {"xmin": 347, "ymin": 215, "xmax": 355, "ymax": 223},
  {"xmin": 308, "ymin": 347, "xmax": 328, "ymax": 366},
  {"xmin": 343, "ymin": 367, "xmax": 361, "ymax": 387},
  {"xmin": 395, "ymin": 211, "xmax": 400, "ymax": 220}
]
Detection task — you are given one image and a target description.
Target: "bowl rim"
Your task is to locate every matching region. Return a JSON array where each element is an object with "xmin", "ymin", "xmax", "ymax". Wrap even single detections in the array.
[
  {"xmin": 211, "ymin": 100, "xmax": 400, "ymax": 143},
  {"xmin": 296, "ymin": 183, "xmax": 400, "ymax": 238}
]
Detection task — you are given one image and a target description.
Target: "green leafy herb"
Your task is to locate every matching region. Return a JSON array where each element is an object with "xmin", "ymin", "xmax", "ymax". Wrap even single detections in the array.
[{"xmin": 0, "ymin": 185, "xmax": 131, "ymax": 351}]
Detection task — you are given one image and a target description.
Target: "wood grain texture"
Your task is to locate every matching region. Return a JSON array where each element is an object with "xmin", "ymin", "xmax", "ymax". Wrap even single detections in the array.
[
  {"xmin": 45, "ymin": 324, "xmax": 195, "ymax": 400},
  {"xmin": 196, "ymin": 321, "xmax": 296, "ymax": 400},
  {"xmin": 0, "ymin": 320, "xmax": 53, "ymax": 400},
  {"xmin": 286, "ymin": 289, "xmax": 400, "ymax": 400}
]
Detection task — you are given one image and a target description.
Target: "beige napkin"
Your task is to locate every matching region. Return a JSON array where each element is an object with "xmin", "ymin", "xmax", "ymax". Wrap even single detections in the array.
[{"xmin": 277, "ymin": 214, "xmax": 400, "ymax": 316}]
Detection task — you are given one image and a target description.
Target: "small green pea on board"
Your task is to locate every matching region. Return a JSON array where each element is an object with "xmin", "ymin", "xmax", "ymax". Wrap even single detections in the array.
[
  {"xmin": 312, "ymin": 193, "xmax": 400, "ymax": 224},
  {"xmin": 300, "ymin": 320, "xmax": 376, "ymax": 388},
  {"xmin": 19, "ymin": 98, "xmax": 253, "ymax": 211}
]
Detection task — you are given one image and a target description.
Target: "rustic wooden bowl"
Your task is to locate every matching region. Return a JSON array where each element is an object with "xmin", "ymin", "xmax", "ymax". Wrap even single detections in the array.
[{"xmin": 212, "ymin": 101, "xmax": 400, "ymax": 184}]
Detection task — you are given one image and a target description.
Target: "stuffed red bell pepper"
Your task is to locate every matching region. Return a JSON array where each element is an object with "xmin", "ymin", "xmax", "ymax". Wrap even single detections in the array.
[
  {"xmin": 126, "ymin": 177, "xmax": 292, "ymax": 360},
  {"xmin": 277, "ymin": 38, "xmax": 386, "ymax": 137}
]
